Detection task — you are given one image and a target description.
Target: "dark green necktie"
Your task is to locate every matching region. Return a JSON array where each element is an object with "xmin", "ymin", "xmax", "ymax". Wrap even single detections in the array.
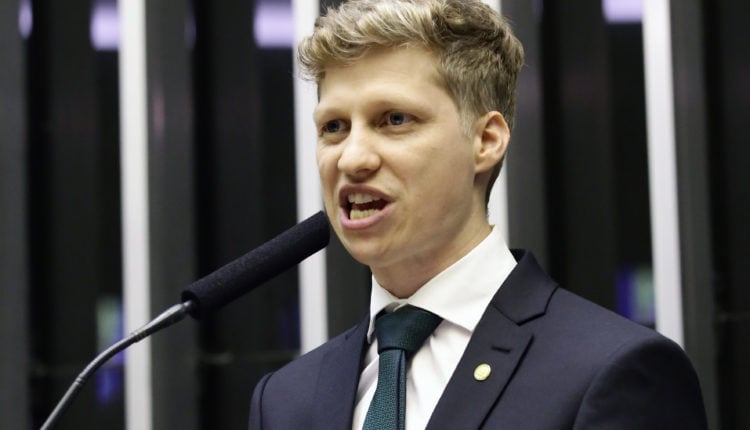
[{"xmin": 363, "ymin": 305, "xmax": 443, "ymax": 430}]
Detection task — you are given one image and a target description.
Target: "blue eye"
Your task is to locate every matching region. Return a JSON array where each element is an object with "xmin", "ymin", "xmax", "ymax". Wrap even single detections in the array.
[
  {"xmin": 323, "ymin": 119, "xmax": 344, "ymax": 133},
  {"xmin": 387, "ymin": 112, "xmax": 406, "ymax": 126}
]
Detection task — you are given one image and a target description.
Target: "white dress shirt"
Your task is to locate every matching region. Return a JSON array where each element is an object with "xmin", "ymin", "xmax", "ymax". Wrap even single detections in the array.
[{"xmin": 351, "ymin": 226, "xmax": 517, "ymax": 430}]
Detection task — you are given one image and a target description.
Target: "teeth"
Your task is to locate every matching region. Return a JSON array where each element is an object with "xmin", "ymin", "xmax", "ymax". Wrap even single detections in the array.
[
  {"xmin": 350, "ymin": 208, "xmax": 380, "ymax": 220},
  {"xmin": 347, "ymin": 193, "xmax": 377, "ymax": 204}
]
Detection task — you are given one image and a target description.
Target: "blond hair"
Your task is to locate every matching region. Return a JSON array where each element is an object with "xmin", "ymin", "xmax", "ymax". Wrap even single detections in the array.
[{"xmin": 298, "ymin": 0, "xmax": 524, "ymax": 203}]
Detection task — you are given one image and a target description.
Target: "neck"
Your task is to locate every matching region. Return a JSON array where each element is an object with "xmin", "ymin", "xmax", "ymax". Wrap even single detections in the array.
[{"xmin": 372, "ymin": 224, "xmax": 492, "ymax": 298}]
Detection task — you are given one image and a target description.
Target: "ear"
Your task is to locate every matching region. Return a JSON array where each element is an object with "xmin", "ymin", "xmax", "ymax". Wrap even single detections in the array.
[{"xmin": 473, "ymin": 111, "xmax": 510, "ymax": 174}]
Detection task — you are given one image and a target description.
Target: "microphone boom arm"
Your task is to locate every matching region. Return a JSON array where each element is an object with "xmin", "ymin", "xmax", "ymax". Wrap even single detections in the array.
[
  {"xmin": 40, "ymin": 300, "xmax": 196, "ymax": 430},
  {"xmin": 40, "ymin": 210, "xmax": 330, "ymax": 428}
]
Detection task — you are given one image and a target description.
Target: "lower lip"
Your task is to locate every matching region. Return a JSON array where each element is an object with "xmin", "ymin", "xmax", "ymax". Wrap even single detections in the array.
[{"xmin": 339, "ymin": 204, "xmax": 391, "ymax": 230}]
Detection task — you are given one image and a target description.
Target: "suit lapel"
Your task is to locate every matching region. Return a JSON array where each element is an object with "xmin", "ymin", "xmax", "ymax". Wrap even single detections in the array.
[
  {"xmin": 426, "ymin": 308, "xmax": 532, "ymax": 429},
  {"xmin": 312, "ymin": 316, "xmax": 369, "ymax": 430},
  {"xmin": 427, "ymin": 251, "xmax": 557, "ymax": 429}
]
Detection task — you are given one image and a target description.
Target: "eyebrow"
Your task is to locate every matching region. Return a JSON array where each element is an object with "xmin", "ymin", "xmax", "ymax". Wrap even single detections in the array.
[
  {"xmin": 312, "ymin": 104, "xmax": 341, "ymax": 125},
  {"xmin": 314, "ymin": 93, "xmax": 435, "ymax": 124}
]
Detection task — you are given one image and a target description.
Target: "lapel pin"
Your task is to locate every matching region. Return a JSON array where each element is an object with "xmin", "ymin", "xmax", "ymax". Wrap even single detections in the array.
[{"xmin": 473, "ymin": 363, "xmax": 492, "ymax": 381}]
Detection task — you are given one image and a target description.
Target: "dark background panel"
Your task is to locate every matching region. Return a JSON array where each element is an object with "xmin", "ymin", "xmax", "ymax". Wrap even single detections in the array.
[
  {"xmin": 0, "ymin": 0, "xmax": 30, "ymax": 429},
  {"xmin": 26, "ymin": 0, "xmax": 124, "ymax": 428},
  {"xmin": 145, "ymin": 1, "xmax": 200, "ymax": 429},
  {"xmin": 538, "ymin": 0, "xmax": 657, "ymax": 327},
  {"xmin": 608, "ymin": 23, "xmax": 651, "ymax": 271},
  {"xmin": 541, "ymin": 0, "xmax": 618, "ymax": 310},
  {"xmin": 707, "ymin": 2, "xmax": 750, "ymax": 312},
  {"xmin": 503, "ymin": 0, "xmax": 549, "ymax": 269},
  {"xmin": 670, "ymin": 0, "xmax": 721, "ymax": 426},
  {"xmin": 706, "ymin": 1, "xmax": 750, "ymax": 428},
  {"xmin": 191, "ymin": 1, "xmax": 301, "ymax": 428}
]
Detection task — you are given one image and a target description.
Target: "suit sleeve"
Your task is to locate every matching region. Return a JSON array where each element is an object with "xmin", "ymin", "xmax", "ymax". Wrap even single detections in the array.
[
  {"xmin": 572, "ymin": 336, "xmax": 707, "ymax": 429},
  {"xmin": 249, "ymin": 372, "xmax": 273, "ymax": 430}
]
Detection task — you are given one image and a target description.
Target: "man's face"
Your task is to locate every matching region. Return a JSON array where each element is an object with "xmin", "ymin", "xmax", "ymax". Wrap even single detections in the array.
[{"xmin": 314, "ymin": 46, "xmax": 491, "ymax": 293}]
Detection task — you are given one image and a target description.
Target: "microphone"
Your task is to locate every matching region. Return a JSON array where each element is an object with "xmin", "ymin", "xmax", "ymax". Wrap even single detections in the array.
[
  {"xmin": 41, "ymin": 211, "xmax": 330, "ymax": 429},
  {"xmin": 181, "ymin": 210, "xmax": 330, "ymax": 318}
]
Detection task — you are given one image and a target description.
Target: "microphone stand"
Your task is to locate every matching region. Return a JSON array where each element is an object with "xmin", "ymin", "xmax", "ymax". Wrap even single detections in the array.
[
  {"xmin": 40, "ymin": 211, "xmax": 329, "ymax": 428},
  {"xmin": 40, "ymin": 300, "xmax": 196, "ymax": 430}
]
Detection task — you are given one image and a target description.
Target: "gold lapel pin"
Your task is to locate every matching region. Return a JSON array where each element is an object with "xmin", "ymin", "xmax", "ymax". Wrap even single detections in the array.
[{"xmin": 474, "ymin": 363, "xmax": 492, "ymax": 381}]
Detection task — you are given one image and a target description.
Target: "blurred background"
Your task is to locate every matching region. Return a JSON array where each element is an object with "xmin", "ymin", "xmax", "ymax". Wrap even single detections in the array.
[{"xmin": 0, "ymin": 0, "xmax": 747, "ymax": 428}]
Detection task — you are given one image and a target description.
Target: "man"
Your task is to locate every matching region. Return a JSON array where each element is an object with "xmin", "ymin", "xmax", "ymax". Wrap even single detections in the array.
[{"xmin": 250, "ymin": 0, "xmax": 707, "ymax": 428}]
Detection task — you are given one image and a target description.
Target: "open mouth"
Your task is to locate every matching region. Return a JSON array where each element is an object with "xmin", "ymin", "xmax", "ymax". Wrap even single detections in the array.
[{"xmin": 343, "ymin": 192, "xmax": 388, "ymax": 220}]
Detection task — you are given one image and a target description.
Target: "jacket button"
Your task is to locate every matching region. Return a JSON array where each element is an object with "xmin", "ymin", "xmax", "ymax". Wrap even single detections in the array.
[{"xmin": 474, "ymin": 363, "xmax": 491, "ymax": 381}]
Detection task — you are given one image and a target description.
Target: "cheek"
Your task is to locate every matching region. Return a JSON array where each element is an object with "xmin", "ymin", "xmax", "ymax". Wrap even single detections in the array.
[
  {"xmin": 421, "ymin": 149, "xmax": 475, "ymax": 198},
  {"xmin": 316, "ymin": 150, "xmax": 341, "ymax": 212},
  {"xmin": 316, "ymin": 150, "xmax": 336, "ymax": 181}
]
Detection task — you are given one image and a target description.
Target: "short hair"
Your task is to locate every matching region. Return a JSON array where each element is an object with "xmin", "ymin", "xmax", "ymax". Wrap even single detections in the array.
[{"xmin": 298, "ymin": 0, "xmax": 524, "ymax": 204}]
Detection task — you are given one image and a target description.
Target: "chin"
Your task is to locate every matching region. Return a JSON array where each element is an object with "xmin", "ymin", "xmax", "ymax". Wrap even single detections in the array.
[{"xmin": 341, "ymin": 241, "xmax": 388, "ymax": 267}]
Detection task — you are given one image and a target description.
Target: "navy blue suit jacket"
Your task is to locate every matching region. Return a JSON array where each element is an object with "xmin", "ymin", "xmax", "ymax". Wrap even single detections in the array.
[{"xmin": 250, "ymin": 251, "xmax": 707, "ymax": 429}]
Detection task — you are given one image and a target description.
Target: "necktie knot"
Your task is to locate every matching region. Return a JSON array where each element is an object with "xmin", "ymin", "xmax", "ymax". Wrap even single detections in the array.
[
  {"xmin": 364, "ymin": 305, "xmax": 442, "ymax": 430},
  {"xmin": 375, "ymin": 305, "xmax": 442, "ymax": 355}
]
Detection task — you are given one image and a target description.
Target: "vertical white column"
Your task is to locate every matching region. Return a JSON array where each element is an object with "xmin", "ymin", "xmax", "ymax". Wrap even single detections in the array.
[
  {"xmin": 292, "ymin": 0, "xmax": 328, "ymax": 353},
  {"xmin": 486, "ymin": 0, "xmax": 509, "ymax": 239},
  {"xmin": 642, "ymin": 0, "xmax": 684, "ymax": 346},
  {"xmin": 119, "ymin": 1, "xmax": 153, "ymax": 429}
]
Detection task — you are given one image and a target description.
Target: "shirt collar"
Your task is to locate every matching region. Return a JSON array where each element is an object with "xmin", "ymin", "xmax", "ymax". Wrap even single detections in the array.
[{"xmin": 367, "ymin": 226, "xmax": 517, "ymax": 342}]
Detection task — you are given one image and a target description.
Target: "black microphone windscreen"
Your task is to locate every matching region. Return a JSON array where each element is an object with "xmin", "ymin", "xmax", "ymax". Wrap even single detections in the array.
[{"xmin": 181, "ymin": 211, "xmax": 330, "ymax": 318}]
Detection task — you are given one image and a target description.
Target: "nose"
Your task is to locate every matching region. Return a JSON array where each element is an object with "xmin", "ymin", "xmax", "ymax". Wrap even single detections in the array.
[{"xmin": 337, "ymin": 127, "xmax": 381, "ymax": 180}]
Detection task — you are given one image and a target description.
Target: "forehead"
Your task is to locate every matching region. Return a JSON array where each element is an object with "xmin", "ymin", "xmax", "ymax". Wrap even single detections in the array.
[{"xmin": 314, "ymin": 46, "xmax": 449, "ymax": 118}]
